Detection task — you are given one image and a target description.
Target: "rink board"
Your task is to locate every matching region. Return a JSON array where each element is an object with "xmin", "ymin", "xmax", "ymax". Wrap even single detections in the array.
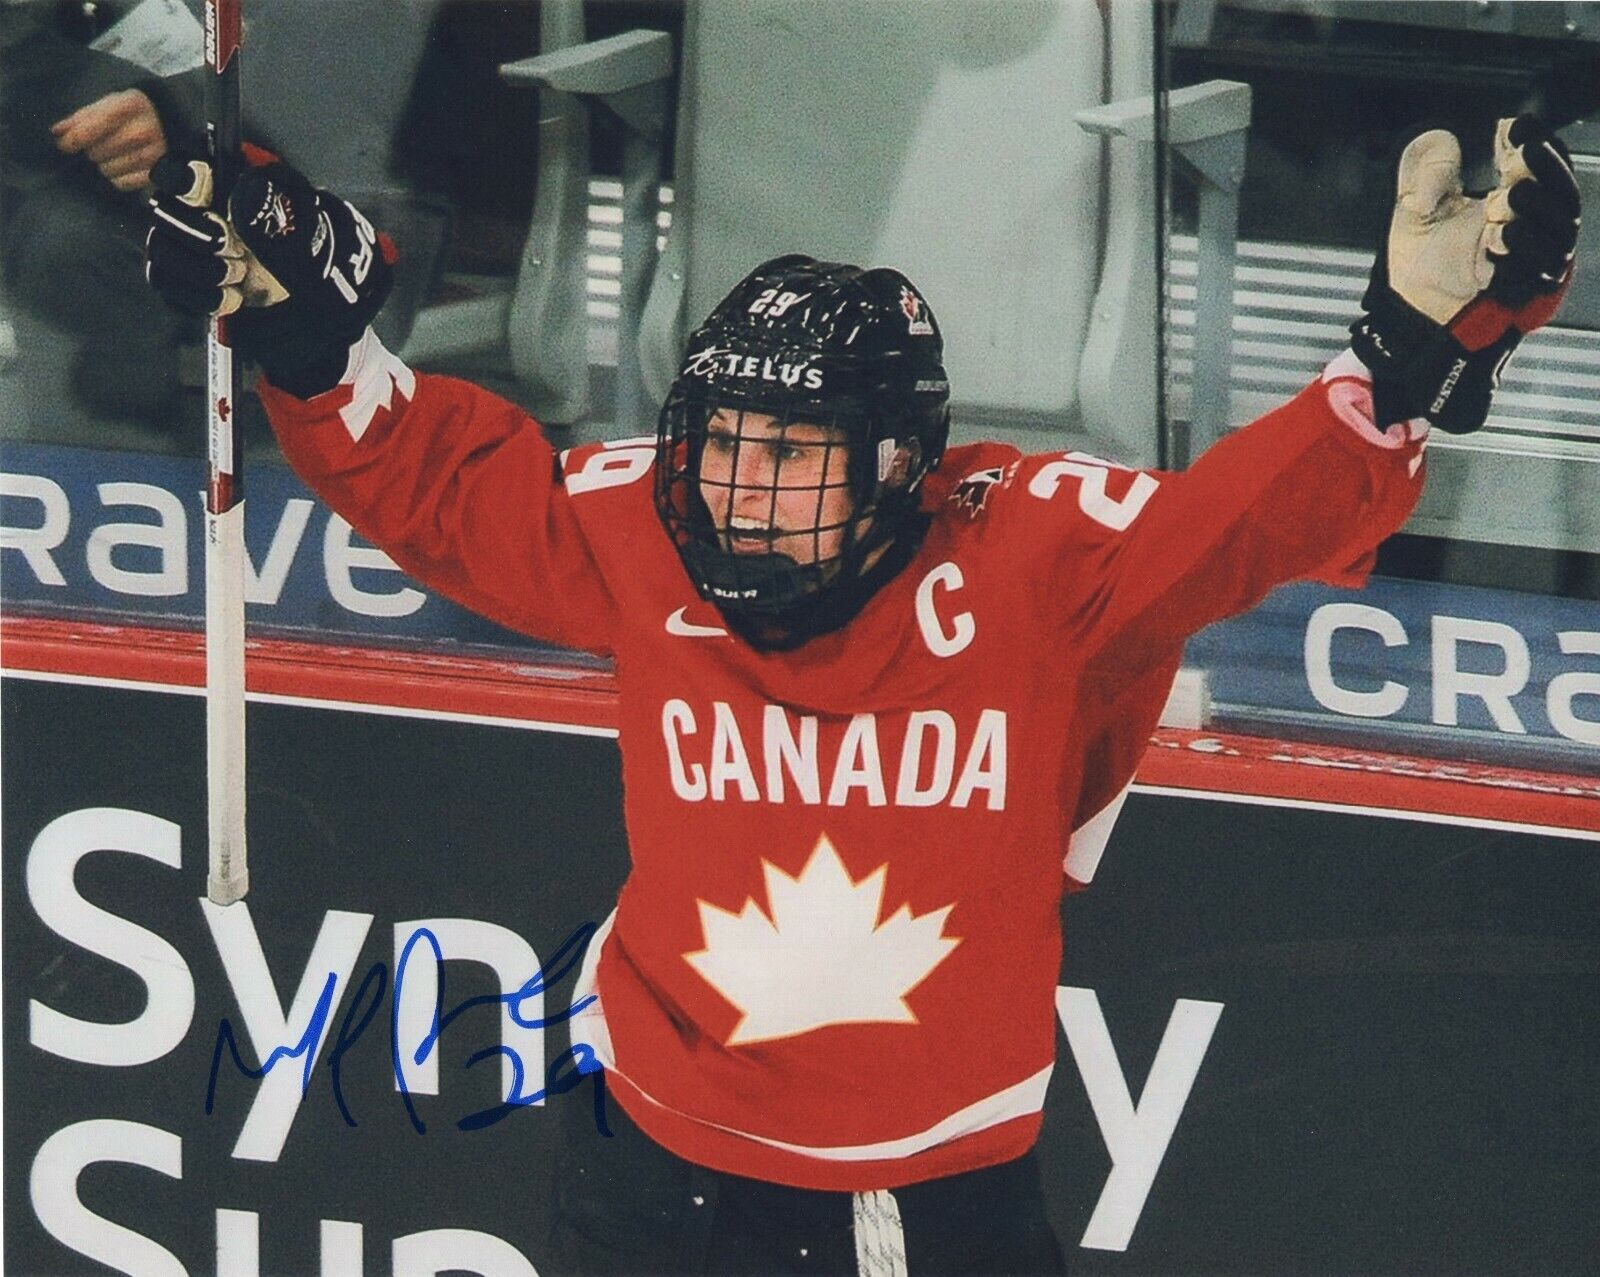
[{"xmin": 4, "ymin": 668, "xmax": 1599, "ymax": 1276}]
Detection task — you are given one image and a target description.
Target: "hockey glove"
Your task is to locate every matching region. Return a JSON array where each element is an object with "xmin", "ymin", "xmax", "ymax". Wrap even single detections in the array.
[
  {"xmin": 1350, "ymin": 115, "xmax": 1580, "ymax": 434},
  {"xmin": 145, "ymin": 149, "xmax": 396, "ymax": 397}
]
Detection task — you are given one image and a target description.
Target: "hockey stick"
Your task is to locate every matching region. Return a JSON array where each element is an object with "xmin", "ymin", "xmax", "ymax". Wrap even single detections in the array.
[{"xmin": 204, "ymin": 0, "xmax": 248, "ymax": 905}]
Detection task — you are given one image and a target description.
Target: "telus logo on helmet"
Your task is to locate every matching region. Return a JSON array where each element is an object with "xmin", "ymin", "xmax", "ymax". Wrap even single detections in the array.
[{"xmin": 681, "ymin": 345, "xmax": 825, "ymax": 391}]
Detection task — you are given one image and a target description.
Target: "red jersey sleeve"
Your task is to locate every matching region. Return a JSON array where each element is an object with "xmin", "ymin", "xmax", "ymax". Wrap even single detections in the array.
[
  {"xmin": 1058, "ymin": 656, "xmax": 1180, "ymax": 891},
  {"xmin": 1052, "ymin": 352, "xmax": 1427, "ymax": 672},
  {"xmin": 257, "ymin": 330, "xmax": 623, "ymax": 655}
]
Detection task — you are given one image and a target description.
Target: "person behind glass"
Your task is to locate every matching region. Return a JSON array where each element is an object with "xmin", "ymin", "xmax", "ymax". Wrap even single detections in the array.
[
  {"xmin": 1, "ymin": 0, "xmax": 205, "ymax": 426},
  {"xmin": 144, "ymin": 117, "xmax": 1577, "ymax": 1274}
]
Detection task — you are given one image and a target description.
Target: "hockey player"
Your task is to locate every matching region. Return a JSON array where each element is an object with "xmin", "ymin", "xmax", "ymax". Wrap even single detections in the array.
[{"xmin": 145, "ymin": 116, "xmax": 1578, "ymax": 1274}]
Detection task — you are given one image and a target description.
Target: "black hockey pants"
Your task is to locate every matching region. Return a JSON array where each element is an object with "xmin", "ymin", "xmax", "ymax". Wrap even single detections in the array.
[{"xmin": 543, "ymin": 1090, "xmax": 1067, "ymax": 1276}]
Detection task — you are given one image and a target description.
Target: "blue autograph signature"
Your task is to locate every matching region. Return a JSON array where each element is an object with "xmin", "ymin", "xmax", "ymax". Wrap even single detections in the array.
[{"xmin": 205, "ymin": 922, "xmax": 612, "ymax": 1137}]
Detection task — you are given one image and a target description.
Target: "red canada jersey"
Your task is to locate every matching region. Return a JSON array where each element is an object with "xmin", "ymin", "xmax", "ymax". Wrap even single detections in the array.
[{"xmin": 262, "ymin": 336, "xmax": 1426, "ymax": 1190}]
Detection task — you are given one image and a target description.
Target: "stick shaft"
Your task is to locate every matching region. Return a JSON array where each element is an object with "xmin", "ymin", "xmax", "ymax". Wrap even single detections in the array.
[{"xmin": 205, "ymin": 0, "xmax": 248, "ymax": 905}]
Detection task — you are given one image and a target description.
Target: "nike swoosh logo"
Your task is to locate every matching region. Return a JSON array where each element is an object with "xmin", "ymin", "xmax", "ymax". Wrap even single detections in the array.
[{"xmin": 666, "ymin": 606, "xmax": 728, "ymax": 638}]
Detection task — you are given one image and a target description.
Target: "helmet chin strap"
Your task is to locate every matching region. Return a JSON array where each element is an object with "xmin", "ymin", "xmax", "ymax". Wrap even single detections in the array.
[
  {"xmin": 678, "ymin": 488, "xmax": 928, "ymax": 651},
  {"xmin": 680, "ymin": 540, "xmax": 831, "ymax": 610}
]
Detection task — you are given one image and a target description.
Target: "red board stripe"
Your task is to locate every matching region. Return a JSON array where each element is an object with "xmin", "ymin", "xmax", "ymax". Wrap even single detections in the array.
[
  {"xmin": 0, "ymin": 616, "xmax": 618, "ymax": 732},
  {"xmin": 1142, "ymin": 728, "xmax": 1600, "ymax": 835},
  {"xmin": 3, "ymin": 616, "xmax": 1595, "ymax": 833}
]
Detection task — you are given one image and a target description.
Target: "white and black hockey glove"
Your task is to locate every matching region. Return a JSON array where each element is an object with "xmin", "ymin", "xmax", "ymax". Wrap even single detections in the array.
[
  {"xmin": 145, "ymin": 147, "xmax": 396, "ymax": 397},
  {"xmin": 1351, "ymin": 114, "xmax": 1580, "ymax": 434}
]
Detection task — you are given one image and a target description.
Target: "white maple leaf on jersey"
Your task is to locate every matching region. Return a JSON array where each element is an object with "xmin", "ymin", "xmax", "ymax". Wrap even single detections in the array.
[{"xmin": 684, "ymin": 834, "xmax": 961, "ymax": 1046}]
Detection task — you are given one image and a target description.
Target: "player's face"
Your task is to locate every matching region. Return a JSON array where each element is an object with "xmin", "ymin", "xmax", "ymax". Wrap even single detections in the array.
[{"xmin": 698, "ymin": 407, "xmax": 856, "ymax": 567}]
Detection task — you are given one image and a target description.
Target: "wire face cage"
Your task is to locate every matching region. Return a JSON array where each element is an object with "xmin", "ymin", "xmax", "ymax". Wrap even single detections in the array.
[
  {"xmin": 655, "ymin": 387, "xmax": 893, "ymax": 647},
  {"xmin": 653, "ymin": 255, "xmax": 952, "ymax": 649}
]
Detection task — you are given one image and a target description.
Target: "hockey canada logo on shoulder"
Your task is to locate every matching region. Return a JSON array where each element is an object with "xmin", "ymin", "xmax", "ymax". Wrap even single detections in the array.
[{"xmin": 950, "ymin": 466, "xmax": 1007, "ymax": 518}]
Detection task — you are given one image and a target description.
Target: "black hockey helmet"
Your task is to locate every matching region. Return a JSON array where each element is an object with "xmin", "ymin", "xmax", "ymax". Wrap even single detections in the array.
[{"xmin": 654, "ymin": 254, "xmax": 951, "ymax": 649}]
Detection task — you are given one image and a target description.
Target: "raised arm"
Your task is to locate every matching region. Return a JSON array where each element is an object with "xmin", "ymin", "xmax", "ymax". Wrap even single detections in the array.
[
  {"xmin": 258, "ymin": 337, "xmax": 622, "ymax": 654},
  {"xmin": 1063, "ymin": 115, "xmax": 1579, "ymax": 672},
  {"xmin": 1061, "ymin": 354, "xmax": 1425, "ymax": 672},
  {"xmin": 144, "ymin": 149, "xmax": 622, "ymax": 653}
]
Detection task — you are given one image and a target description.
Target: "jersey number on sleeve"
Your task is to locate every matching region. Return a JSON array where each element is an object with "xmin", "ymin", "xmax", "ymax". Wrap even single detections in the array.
[
  {"xmin": 1027, "ymin": 452, "xmax": 1159, "ymax": 531},
  {"xmin": 561, "ymin": 437, "xmax": 656, "ymax": 496},
  {"xmin": 325, "ymin": 202, "xmax": 379, "ymax": 305}
]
